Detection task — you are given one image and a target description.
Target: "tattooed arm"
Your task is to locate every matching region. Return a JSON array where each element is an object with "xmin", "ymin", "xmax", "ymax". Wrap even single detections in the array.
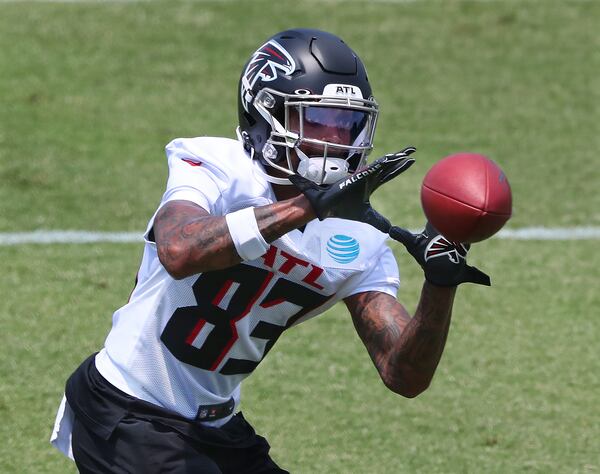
[
  {"xmin": 344, "ymin": 283, "xmax": 457, "ymax": 398},
  {"xmin": 153, "ymin": 197, "xmax": 315, "ymax": 279}
]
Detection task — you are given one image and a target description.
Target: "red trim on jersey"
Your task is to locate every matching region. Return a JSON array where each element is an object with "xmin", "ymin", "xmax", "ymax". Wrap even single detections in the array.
[
  {"xmin": 212, "ymin": 279, "xmax": 234, "ymax": 307},
  {"xmin": 185, "ymin": 319, "xmax": 207, "ymax": 346},
  {"xmin": 286, "ymin": 293, "xmax": 335, "ymax": 328},
  {"xmin": 181, "ymin": 158, "xmax": 202, "ymax": 167},
  {"xmin": 209, "ymin": 272, "xmax": 275, "ymax": 371},
  {"xmin": 259, "ymin": 297, "xmax": 286, "ymax": 309}
]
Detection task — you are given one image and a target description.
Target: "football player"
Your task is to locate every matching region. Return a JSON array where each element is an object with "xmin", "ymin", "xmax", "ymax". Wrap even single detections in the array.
[{"xmin": 51, "ymin": 29, "xmax": 489, "ymax": 473}]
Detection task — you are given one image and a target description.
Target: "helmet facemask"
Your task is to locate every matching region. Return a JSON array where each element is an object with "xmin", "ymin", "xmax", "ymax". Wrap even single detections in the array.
[{"xmin": 252, "ymin": 88, "xmax": 379, "ymax": 185}]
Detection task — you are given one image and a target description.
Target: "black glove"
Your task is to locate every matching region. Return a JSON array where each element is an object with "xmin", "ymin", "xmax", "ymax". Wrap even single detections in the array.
[
  {"xmin": 389, "ymin": 222, "xmax": 491, "ymax": 287},
  {"xmin": 289, "ymin": 147, "xmax": 416, "ymax": 233}
]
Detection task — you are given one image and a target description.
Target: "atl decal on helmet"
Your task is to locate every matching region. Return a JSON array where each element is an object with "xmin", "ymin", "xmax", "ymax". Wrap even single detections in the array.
[
  {"xmin": 322, "ymin": 83, "xmax": 364, "ymax": 99},
  {"xmin": 424, "ymin": 235, "xmax": 468, "ymax": 264},
  {"xmin": 326, "ymin": 235, "xmax": 360, "ymax": 264},
  {"xmin": 241, "ymin": 40, "xmax": 296, "ymax": 112}
]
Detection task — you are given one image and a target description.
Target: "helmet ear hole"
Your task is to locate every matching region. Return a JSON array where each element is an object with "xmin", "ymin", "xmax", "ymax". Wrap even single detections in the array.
[{"xmin": 240, "ymin": 129, "xmax": 253, "ymax": 152}]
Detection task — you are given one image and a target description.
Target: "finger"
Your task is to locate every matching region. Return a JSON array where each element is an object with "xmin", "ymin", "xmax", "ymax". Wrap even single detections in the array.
[
  {"xmin": 463, "ymin": 265, "xmax": 492, "ymax": 286},
  {"xmin": 358, "ymin": 146, "xmax": 415, "ymax": 175},
  {"xmin": 372, "ymin": 147, "xmax": 417, "ymax": 186},
  {"xmin": 388, "ymin": 146, "xmax": 417, "ymax": 159},
  {"xmin": 378, "ymin": 157, "xmax": 415, "ymax": 185}
]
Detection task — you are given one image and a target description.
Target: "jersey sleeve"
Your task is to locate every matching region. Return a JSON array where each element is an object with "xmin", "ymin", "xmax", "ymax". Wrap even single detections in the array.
[
  {"xmin": 161, "ymin": 138, "xmax": 229, "ymax": 214},
  {"xmin": 143, "ymin": 138, "xmax": 230, "ymax": 242},
  {"xmin": 340, "ymin": 245, "xmax": 400, "ymax": 299}
]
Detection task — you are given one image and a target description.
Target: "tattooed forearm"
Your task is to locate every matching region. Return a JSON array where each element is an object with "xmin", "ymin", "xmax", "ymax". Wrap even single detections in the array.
[
  {"xmin": 346, "ymin": 283, "xmax": 456, "ymax": 397},
  {"xmin": 348, "ymin": 292, "xmax": 408, "ymax": 379},
  {"xmin": 154, "ymin": 197, "xmax": 315, "ymax": 278},
  {"xmin": 397, "ymin": 283, "xmax": 455, "ymax": 366},
  {"xmin": 154, "ymin": 201, "xmax": 237, "ymax": 276},
  {"xmin": 349, "ymin": 293, "xmax": 406, "ymax": 354},
  {"xmin": 255, "ymin": 194, "xmax": 315, "ymax": 242}
]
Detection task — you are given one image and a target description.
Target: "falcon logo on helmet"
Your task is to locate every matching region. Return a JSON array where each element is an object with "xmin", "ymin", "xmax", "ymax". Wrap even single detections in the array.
[
  {"xmin": 241, "ymin": 40, "xmax": 296, "ymax": 112},
  {"xmin": 424, "ymin": 235, "xmax": 468, "ymax": 264}
]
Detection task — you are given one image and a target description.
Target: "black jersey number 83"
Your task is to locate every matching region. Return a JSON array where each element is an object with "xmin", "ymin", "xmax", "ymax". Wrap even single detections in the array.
[{"xmin": 160, "ymin": 263, "xmax": 331, "ymax": 375}]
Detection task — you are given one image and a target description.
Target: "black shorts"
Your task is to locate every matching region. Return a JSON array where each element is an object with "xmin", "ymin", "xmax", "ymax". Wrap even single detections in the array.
[{"xmin": 66, "ymin": 354, "xmax": 288, "ymax": 474}]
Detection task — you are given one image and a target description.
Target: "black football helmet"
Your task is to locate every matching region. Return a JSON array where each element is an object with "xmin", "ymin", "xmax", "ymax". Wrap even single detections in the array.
[{"xmin": 237, "ymin": 29, "xmax": 379, "ymax": 185}]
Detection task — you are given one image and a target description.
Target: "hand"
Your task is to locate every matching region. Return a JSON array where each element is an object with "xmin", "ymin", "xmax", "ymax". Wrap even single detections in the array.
[
  {"xmin": 289, "ymin": 147, "xmax": 416, "ymax": 233},
  {"xmin": 389, "ymin": 222, "xmax": 491, "ymax": 287}
]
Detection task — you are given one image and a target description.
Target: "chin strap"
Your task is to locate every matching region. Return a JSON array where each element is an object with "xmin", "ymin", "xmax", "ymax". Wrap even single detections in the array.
[{"xmin": 252, "ymin": 162, "xmax": 294, "ymax": 186}]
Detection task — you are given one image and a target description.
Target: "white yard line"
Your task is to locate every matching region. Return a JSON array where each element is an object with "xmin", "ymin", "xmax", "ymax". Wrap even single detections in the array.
[
  {"xmin": 0, "ymin": 231, "xmax": 143, "ymax": 245},
  {"xmin": 0, "ymin": 0, "xmax": 152, "ymax": 3},
  {"xmin": 1, "ymin": 227, "xmax": 599, "ymax": 245},
  {"xmin": 496, "ymin": 227, "xmax": 600, "ymax": 240},
  {"xmin": 0, "ymin": 0, "xmax": 565, "ymax": 3}
]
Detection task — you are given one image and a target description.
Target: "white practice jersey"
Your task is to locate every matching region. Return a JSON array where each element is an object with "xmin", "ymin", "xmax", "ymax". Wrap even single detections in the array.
[{"xmin": 95, "ymin": 136, "xmax": 400, "ymax": 425}]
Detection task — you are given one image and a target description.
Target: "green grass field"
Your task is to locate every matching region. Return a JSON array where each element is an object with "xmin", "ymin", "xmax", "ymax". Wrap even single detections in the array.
[{"xmin": 1, "ymin": 0, "xmax": 599, "ymax": 472}]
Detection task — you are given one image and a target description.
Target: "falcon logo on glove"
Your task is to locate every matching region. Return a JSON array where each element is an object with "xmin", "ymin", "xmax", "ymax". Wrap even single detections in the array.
[
  {"xmin": 424, "ymin": 235, "xmax": 468, "ymax": 264},
  {"xmin": 389, "ymin": 222, "xmax": 490, "ymax": 286}
]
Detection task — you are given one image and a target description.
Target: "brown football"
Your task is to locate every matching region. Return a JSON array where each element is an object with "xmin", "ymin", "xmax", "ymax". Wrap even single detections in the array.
[{"xmin": 421, "ymin": 153, "xmax": 512, "ymax": 243}]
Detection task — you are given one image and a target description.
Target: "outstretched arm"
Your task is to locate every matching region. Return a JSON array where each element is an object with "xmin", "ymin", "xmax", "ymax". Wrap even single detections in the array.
[
  {"xmin": 345, "ymin": 283, "xmax": 456, "ymax": 398},
  {"xmin": 154, "ymin": 197, "xmax": 315, "ymax": 279},
  {"xmin": 153, "ymin": 147, "xmax": 415, "ymax": 280}
]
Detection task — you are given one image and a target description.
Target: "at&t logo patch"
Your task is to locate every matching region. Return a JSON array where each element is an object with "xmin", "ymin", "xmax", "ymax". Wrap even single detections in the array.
[{"xmin": 326, "ymin": 235, "xmax": 360, "ymax": 264}]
